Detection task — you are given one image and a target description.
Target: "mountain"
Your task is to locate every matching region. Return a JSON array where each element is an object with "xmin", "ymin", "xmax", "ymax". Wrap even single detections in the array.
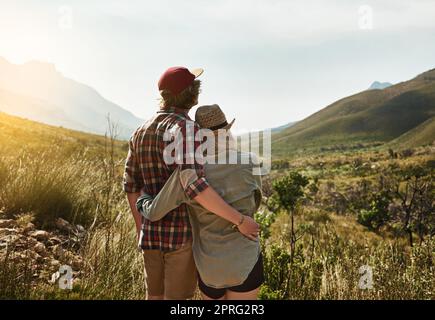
[
  {"xmin": 0, "ymin": 110, "xmax": 127, "ymax": 155},
  {"xmin": 236, "ymin": 121, "xmax": 297, "ymax": 153},
  {"xmin": 368, "ymin": 81, "xmax": 393, "ymax": 90},
  {"xmin": 387, "ymin": 116, "xmax": 435, "ymax": 148},
  {"xmin": 271, "ymin": 121, "xmax": 297, "ymax": 133},
  {"xmin": 0, "ymin": 57, "xmax": 143, "ymax": 139},
  {"xmin": 273, "ymin": 68, "xmax": 435, "ymax": 156}
]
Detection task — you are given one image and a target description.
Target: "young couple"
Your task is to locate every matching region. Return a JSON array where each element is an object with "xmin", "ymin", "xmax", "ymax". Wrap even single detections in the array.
[{"xmin": 123, "ymin": 67, "xmax": 264, "ymax": 300}]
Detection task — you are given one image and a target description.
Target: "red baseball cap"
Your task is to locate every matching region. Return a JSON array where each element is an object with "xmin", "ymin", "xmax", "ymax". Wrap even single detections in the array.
[{"xmin": 158, "ymin": 66, "xmax": 204, "ymax": 95}]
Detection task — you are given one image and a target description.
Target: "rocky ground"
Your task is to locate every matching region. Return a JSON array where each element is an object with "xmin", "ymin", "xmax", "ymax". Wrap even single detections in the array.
[{"xmin": 0, "ymin": 217, "xmax": 85, "ymax": 285}]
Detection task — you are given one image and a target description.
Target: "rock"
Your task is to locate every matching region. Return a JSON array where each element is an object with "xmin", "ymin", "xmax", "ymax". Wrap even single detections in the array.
[
  {"xmin": 76, "ymin": 225, "xmax": 85, "ymax": 236},
  {"xmin": 12, "ymin": 239, "xmax": 28, "ymax": 250},
  {"xmin": 22, "ymin": 249, "xmax": 41, "ymax": 261},
  {"xmin": 51, "ymin": 244, "xmax": 65, "ymax": 258},
  {"xmin": 48, "ymin": 236, "xmax": 62, "ymax": 246},
  {"xmin": 30, "ymin": 230, "xmax": 50, "ymax": 241},
  {"xmin": 24, "ymin": 237, "xmax": 38, "ymax": 247},
  {"xmin": 71, "ymin": 257, "xmax": 83, "ymax": 270},
  {"xmin": 0, "ymin": 217, "xmax": 86, "ymax": 279},
  {"xmin": 23, "ymin": 222, "xmax": 35, "ymax": 234},
  {"xmin": 50, "ymin": 259, "xmax": 61, "ymax": 268},
  {"xmin": 55, "ymin": 218, "xmax": 73, "ymax": 232},
  {"xmin": 0, "ymin": 228, "xmax": 19, "ymax": 236},
  {"xmin": 0, "ymin": 219, "xmax": 16, "ymax": 228},
  {"xmin": 8, "ymin": 252, "xmax": 26, "ymax": 262},
  {"xmin": 34, "ymin": 242, "xmax": 47, "ymax": 256},
  {"xmin": 0, "ymin": 234, "xmax": 21, "ymax": 245},
  {"xmin": 35, "ymin": 254, "xmax": 45, "ymax": 264},
  {"xmin": 63, "ymin": 250, "xmax": 75, "ymax": 261},
  {"xmin": 42, "ymin": 257, "xmax": 51, "ymax": 263}
]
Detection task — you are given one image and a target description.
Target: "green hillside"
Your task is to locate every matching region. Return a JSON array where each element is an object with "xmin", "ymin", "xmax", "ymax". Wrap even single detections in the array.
[
  {"xmin": 273, "ymin": 68, "xmax": 435, "ymax": 156},
  {"xmin": 0, "ymin": 111, "xmax": 127, "ymax": 157},
  {"xmin": 1, "ymin": 107, "xmax": 434, "ymax": 300},
  {"xmin": 388, "ymin": 116, "xmax": 435, "ymax": 148}
]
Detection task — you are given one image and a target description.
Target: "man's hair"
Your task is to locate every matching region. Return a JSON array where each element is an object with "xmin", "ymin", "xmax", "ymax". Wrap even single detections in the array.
[{"xmin": 159, "ymin": 80, "xmax": 201, "ymax": 110}]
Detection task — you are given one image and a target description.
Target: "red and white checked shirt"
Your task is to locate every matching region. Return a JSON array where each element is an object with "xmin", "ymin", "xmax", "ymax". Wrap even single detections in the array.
[{"xmin": 123, "ymin": 107, "xmax": 209, "ymax": 251}]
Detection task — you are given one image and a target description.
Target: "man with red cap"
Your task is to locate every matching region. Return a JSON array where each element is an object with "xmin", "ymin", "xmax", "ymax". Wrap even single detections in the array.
[{"xmin": 123, "ymin": 67, "xmax": 259, "ymax": 300}]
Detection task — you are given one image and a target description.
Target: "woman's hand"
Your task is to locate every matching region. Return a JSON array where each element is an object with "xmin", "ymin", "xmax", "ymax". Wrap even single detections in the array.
[{"xmin": 237, "ymin": 215, "xmax": 260, "ymax": 241}]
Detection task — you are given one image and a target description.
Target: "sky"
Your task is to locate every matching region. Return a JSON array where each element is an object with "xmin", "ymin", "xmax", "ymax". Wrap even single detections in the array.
[{"xmin": 1, "ymin": 0, "xmax": 435, "ymax": 134}]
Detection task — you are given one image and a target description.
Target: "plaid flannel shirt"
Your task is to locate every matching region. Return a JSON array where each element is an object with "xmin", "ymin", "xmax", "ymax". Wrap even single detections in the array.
[{"xmin": 123, "ymin": 107, "xmax": 209, "ymax": 251}]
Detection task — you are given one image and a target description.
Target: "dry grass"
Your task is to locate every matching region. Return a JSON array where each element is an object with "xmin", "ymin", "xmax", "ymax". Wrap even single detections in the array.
[{"xmin": 1, "ymin": 112, "xmax": 434, "ymax": 300}]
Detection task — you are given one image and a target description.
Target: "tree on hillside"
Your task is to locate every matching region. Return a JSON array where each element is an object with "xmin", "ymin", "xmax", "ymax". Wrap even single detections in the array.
[
  {"xmin": 390, "ymin": 166, "xmax": 434, "ymax": 246},
  {"xmin": 272, "ymin": 172, "xmax": 309, "ymax": 262}
]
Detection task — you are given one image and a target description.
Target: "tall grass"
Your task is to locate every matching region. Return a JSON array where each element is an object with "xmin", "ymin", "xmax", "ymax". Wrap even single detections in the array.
[
  {"xmin": 0, "ymin": 151, "xmax": 95, "ymax": 227},
  {"xmin": 1, "ymin": 144, "xmax": 434, "ymax": 299},
  {"xmin": 0, "ymin": 244, "xmax": 34, "ymax": 299},
  {"xmin": 76, "ymin": 212, "xmax": 145, "ymax": 299},
  {"xmin": 260, "ymin": 210, "xmax": 435, "ymax": 300},
  {"xmin": 0, "ymin": 120, "xmax": 145, "ymax": 299},
  {"xmin": 0, "ymin": 114, "xmax": 433, "ymax": 299}
]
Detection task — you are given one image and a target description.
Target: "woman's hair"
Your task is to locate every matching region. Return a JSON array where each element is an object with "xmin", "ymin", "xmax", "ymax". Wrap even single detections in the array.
[{"xmin": 159, "ymin": 80, "xmax": 202, "ymax": 110}]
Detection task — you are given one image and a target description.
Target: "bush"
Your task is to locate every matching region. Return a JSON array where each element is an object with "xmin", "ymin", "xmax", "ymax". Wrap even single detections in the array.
[
  {"xmin": 399, "ymin": 148, "xmax": 414, "ymax": 158},
  {"xmin": 0, "ymin": 154, "xmax": 97, "ymax": 227},
  {"xmin": 0, "ymin": 133, "xmax": 143, "ymax": 299},
  {"xmin": 259, "ymin": 215, "xmax": 435, "ymax": 299},
  {"xmin": 357, "ymin": 192, "xmax": 391, "ymax": 231},
  {"xmin": 255, "ymin": 210, "xmax": 277, "ymax": 240},
  {"xmin": 271, "ymin": 160, "xmax": 290, "ymax": 170},
  {"xmin": 272, "ymin": 172, "xmax": 309, "ymax": 212},
  {"xmin": 259, "ymin": 244, "xmax": 290, "ymax": 300}
]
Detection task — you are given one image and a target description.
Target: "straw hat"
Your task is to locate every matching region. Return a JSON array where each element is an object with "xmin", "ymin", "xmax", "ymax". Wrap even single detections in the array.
[{"xmin": 195, "ymin": 104, "xmax": 235, "ymax": 130}]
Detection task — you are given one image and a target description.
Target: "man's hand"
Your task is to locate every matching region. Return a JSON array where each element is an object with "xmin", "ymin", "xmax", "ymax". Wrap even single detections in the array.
[
  {"xmin": 237, "ymin": 215, "xmax": 260, "ymax": 241},
  {"xmin": 135, "ymin": 224, "xmax": 142, "ymax": 241},
  {"xmin": 126, "ymin": 192, "xmax": 143, "ymax": 241}
]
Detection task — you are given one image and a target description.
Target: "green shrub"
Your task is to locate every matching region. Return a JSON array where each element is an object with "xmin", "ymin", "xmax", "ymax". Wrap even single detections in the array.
[
  {"xmin": 357, "ymin": 192, "xmax": 391, "ymax": 231},
  {"xmin": 260, "ymin": 244, "xmax": 290, "ymax": 300},
  {"xmin": 255, "ymin": 210, "xmax": 277, "ymax": 240},
  {"xmin": 259, "ymin": 210, "xmax": 435, "ymax": 300}
]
